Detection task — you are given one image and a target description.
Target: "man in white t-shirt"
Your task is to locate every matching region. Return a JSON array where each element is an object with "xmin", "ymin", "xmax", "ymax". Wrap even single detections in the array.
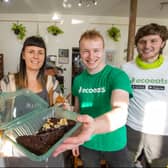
[{"xmin": 122, "ymin": 23, "xmax": 168, "ymax": 168}]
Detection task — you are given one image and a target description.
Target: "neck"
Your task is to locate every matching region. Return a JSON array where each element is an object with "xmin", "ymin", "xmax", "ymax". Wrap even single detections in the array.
[
  {"xmin": 26, "ymin": 69, "xmax": 42, "ymax": 93},
  {"xmin": 26, "ymin": 69, "xmax": 39, "ymax": 80},
  {"xmin": 135, "ymin": 54, "xmax": 164, "ymax": 69},
  {"xmin": 144, "ymin": 55, "xmax": 159, "ymax": 63}
]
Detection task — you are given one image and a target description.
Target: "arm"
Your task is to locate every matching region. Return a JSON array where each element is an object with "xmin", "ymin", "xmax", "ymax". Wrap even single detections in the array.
[
  {"xmin": 0, "ymin": 74, "xmax": 16, "ymax": 92},
  {"xmin": 94, "ymin": 89, "xmax": 129, "ymax": 134},
  {"xmin": 73, "ymin": 96, "xmax": 80, "ymax": 113},
  {"xmin": 53, "ymin": 89, "xmax": 129, "ymax": 157}
]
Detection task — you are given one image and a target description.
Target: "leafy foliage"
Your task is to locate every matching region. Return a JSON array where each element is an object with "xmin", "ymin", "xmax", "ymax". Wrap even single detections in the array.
[
  {"xmin": 107, "ymin": 26, "xmax": 121, "ymax": 42},
  {"xmin": 11, "ymin": 23, "xmax": 26, "ymax": 40},
  {"xmin": 47, "ymin": 25, "xmax": 64, "ymax": 36}
]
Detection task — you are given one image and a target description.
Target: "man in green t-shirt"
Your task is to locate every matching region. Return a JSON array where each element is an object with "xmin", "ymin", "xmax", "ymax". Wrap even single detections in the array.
[{"xmin": 53, "ymin": 30, "xmax": 133, "ymax": 167}]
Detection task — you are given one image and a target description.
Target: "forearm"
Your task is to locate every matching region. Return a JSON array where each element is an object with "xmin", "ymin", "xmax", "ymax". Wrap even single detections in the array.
[{"xmin": 94, "ymin": 106, "xmax": 128, "ymax": 134}]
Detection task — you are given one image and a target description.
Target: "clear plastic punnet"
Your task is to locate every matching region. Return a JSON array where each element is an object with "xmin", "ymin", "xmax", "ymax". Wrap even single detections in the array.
[
  {"xmin": 0, "ymin": 89, "xmax": 48, "ymax": 130},
  {"xmin": 4, "ymin": 105, "xmax": 81, "ymax": 161}
]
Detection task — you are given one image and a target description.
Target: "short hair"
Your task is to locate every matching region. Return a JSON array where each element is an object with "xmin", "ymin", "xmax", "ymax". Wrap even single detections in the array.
[
  {"xmin": 135, "ymin": 23, "xmax": 168, "ymax": 46},
  {"xmin": 79, "ymin": 29, "xmax": 105, "ymax": 48}
]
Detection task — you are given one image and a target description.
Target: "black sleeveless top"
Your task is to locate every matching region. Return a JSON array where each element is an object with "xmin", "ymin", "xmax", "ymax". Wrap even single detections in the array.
[{"xmin": 37, "ymin": 88, "xmax": 49, "ymax": 105}]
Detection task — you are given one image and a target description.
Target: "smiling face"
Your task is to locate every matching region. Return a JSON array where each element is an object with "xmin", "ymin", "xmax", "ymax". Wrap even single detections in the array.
[
  {"xmin": 137, "ymin": 34, "xmax": 165, "ymax": 62},
  {"xmin": 80, "ymin": 37, "xmax": 105, "ymax": 74},
  {"xmin": 22, "ymin": 46, "xmax": 45, "ymax": 72}
]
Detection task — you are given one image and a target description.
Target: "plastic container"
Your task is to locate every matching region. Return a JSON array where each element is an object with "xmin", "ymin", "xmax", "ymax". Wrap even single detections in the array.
[
  {"xmin": 4, "ymin": 105, "xmax": 81, "ymax": 161},
  {"xmin": 0, "ymin": 89, "xmax": 48, "ymax": 130}
]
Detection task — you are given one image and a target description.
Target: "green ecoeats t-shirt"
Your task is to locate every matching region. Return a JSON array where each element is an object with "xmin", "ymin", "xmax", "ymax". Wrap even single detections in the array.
[{"xmin": 72, "ymin": 65, "xmax": 132, "ymax": 151}]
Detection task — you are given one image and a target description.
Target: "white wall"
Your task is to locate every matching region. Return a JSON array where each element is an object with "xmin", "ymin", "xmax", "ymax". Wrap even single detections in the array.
[{"xmin": 1, "ymin": 14, "xmax": 168, "ymax": 95}]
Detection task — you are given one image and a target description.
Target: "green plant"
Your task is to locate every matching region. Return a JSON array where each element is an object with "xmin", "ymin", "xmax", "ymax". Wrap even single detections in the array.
[
  {"xmin": 11, "ymin": 23, "xmax": 26, "ymax": 40},
  {"xmin": 47, "ymin": 25, "xmax": 64, "ymax": 36},
  {"xmin": 107, "ymin": 26, "xmax": 121, "ymax": 42}
]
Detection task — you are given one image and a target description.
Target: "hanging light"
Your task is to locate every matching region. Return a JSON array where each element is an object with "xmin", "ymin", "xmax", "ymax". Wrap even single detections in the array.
[
  {"xmin": 93, "ymin": 0, "xmax": 98, "ymax": 6},
  {"xmin": 62, "ymin": 0, "xmax": 72, "ymax": 8},
  {"xmin": 1, "ymin": 0, "xmax": 9, "ymax": 3},
  {"xmin": 62, "ymin": 0, "xmax": 98, "ymax": 8},
  {"xmin": 78, "ymin": 0, "xmax": 82, "ymax": 7}
]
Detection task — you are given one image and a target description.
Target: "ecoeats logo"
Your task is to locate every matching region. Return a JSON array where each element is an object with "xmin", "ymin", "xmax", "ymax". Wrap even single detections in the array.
[
  {"xmin": 78, "ymin": 86, "xmax": 106, "ymax": 94},
  {"xmin": 131, "ymin": 77, "xmax": 168, "ymax": 85}
]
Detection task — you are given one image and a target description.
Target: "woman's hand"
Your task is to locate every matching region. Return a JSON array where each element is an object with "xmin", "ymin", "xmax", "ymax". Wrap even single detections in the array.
[
  {"xmin": 72, "ymin": 146, "xmax": 79, "ymax": 157},
  {"xmin": 53, "ymin": 114, "xmax": 95, "ymax": 157}
]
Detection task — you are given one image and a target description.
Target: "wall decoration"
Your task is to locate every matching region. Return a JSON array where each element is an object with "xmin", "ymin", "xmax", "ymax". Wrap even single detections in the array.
[
  {"xmin": 47, "ymin": 25, "xmax": 64, "ymax": 36},
  {"xmin": 58, "ymin": 49, "xmax": 69, "ymax": 64},
  {"xmin": 46, "ymin": 55, "xmax": 57, "ymax": 67},
  {"xmin": 105, "ymin": 49, "xmax": 115, "ymax": 65},
  {"xmin": 107, "ymin": 26, "xmax": 121, "ymax": 42},
  {"xmin": 11, "ymin": 23, "xmax": 26, "ymax": 40}
]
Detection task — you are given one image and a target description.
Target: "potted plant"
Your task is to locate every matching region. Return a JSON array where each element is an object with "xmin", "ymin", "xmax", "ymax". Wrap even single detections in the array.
[
  {"xmin": 11, "ymin": 23, "xmax": 26, "ymax": 40},
  {"xmin": 47, "ymin": 25, "xmax": 64, "ymax": 36},
  {"xmin": 107, "ymin": 26, "xmax": 121, "ymax": 42}
]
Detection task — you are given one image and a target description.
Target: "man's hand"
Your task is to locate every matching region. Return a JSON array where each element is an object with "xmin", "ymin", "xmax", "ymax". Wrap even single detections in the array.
[{"xmin": 52, "ymin": 114, "xmax": 95, "ymax": 157}]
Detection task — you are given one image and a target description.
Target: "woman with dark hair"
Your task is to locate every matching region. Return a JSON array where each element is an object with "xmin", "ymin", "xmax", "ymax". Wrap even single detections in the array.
[
  {"xmin": 1, "ymin": 36, "xmax": 60, "ymax": 105},
  {"xmin": 0, "ymin": 36, "xmax": 64, "ymax": 167},
  {"xmin": 17, "ymin": 36, "xmax": 47, "ymax": 90}
]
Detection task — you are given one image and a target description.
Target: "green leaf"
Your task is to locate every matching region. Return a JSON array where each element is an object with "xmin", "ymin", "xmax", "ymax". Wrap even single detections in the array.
[
  {"xmin": 107, "ymin": 26, "xmax": 121, "ymax": 42},
  {"xmin": 47, "ymin": 25, "xmax": 64, "ymax": 36},
  {"xmin": 11, "ymin": 23, "xmax": 26, "ymax": 40}
]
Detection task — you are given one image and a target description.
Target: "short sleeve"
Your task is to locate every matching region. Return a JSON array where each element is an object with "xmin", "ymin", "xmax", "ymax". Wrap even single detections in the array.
[{"xmin": 111, "ymin": 70, "xmax": 133, "ymax": 98}]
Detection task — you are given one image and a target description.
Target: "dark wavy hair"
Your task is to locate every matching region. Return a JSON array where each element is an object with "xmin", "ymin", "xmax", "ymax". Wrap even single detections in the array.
[
  {"xmin": 135, "ymin": 23, "xmax": 168, "ymax": 53},
  {"xmin": 16, "ymin": 36, "xmax": 47, "ymax": 89}
]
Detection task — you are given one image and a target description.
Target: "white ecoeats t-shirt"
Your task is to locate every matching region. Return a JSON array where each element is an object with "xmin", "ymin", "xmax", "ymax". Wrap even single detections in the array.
[{"xmin": 122, "ymin": 60, "xmax": 168, "ymax": 135}]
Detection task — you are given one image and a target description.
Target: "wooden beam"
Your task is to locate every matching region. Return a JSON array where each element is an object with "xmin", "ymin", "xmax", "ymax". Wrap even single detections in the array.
[{"xmin": 127, "ymin": 0, "xmax": 137, "ymax": 61}]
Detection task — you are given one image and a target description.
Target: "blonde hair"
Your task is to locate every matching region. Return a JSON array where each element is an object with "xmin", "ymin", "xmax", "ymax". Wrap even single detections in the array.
[{"xmin": 79, "ymin": 29, "xmax": 105, "ymax": 48}]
